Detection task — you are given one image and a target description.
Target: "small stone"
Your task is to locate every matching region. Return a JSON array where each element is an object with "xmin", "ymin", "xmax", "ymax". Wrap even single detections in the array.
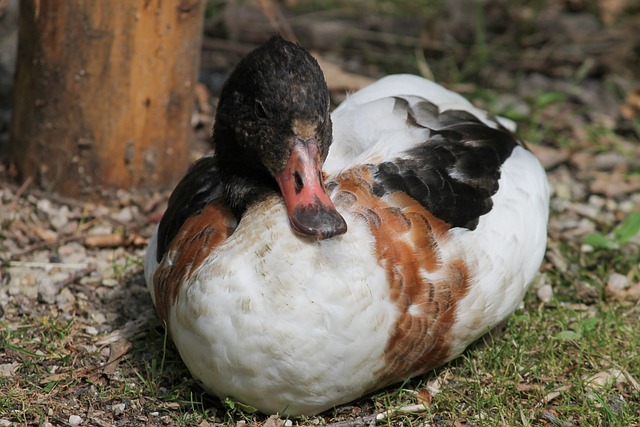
[
  {"xmin": 537, "ymin": 284, "xmax": 554, "ymax": 303},
  {"xmin": 607, "ymin": 273, "xmax": 629, "ymax": 291},
  {"xmin": 284, "ymin": 421, "xmax": 293, "ymax": 427},
  {"xmin": 0, "ymin": 418, "xmax": 11, "ymax": 426},
  {"xmin": 36, "ymin": 198, "xmax": 53, "ymax": 216},
  {"xmin": 58, "ymin": 242, "xmax": 87, "ymax": 265},
  {"xmin": 68, "ymin": 415, "xmax": 83, "ymax": 426},
  {"xmin": 85, "ymin": 326, "xmax": 100, "ymax": 336},
  {"xmin": 618, "ymin": 200, "xmax": 636, "ymax": 213},
  {"xmin": 91, "ymin": 312, "xmax": 107, "ymax": 324},
  {"xmin": 37, "ymin": 276, "xmax": 61, "ymax": 304},
  {"xmin": 9, "ymin": 273, "xmax": 38, "ymax": 299},
  {"xmin": 101, "ymin": 278, "xmax": 119, "ymax": 288},
  {"xmin": 56, "ymin": 287, "xmax": 76, "ymax": 310},
  {"xmin": 111, "ymin": 206, "xmax": 137, "ymax": 223},
  {"xmin": 77, "ymin": 344, "xmax": 97, "ymax": 353},
  {"xmin": 50, "ymin": 205, "xmax": 70, "ymax": 231},
  {"xmin": 112, "ymin": 403, "xmax": 126, "ymax": 416},
  {"xmin": 554, "ymin": 182, "xmax": 572, "ymax": 200}
]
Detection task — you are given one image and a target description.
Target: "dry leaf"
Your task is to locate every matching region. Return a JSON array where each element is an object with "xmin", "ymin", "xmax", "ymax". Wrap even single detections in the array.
[
  {"xmin": 103, "ymin": 339, "xmax": 133, "ymax": 376},
  {"xmin": 0, "ymin": 362, "xmax": 19, "ymax": 378},
  {"xmin": 416, "ymin": 388, "xmax": 432, "ymax": 406},
  {"xmin": 262, "ymin": 415, "xmax": 285, "ymax": 427},
  {"xmin": 606, "ymin": 281, "xmax": 640, "ymax": 302},
  {"xmin": 585, "ymin": 369, "xmax": 625, "ymax": 390}
]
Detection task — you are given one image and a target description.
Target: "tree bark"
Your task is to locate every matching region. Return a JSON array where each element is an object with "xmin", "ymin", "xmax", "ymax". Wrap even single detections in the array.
[{"xmin": 9, "ymin": 0, "xmax": 205, "ymax": 197}]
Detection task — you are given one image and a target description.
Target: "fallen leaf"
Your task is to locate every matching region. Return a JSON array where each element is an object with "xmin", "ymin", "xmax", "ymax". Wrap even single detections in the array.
[
  {"xmin": 262, "ymin": 415, "xmax": 285, "ymax": 427},
  {"xmin": 416, "ymin": 388, "xmax": 432, "ymax": 406},
  {"xmin": 585, "ymin": 369, "xmax": 625, "ymax": 390},
  {"xmin": 0, "ymin": 362, "xmax": 19, "ymax": 378},
  {"xmin": 103, "ymin": 339, "xmax": 133, "ymax": 376},
  {"xmin": 543, "ymin": 385, "xmax": 570, "ymax": 404},
  {"xmin": 606, "ymin": 281, "xmax": 640, "ymax": 303}
]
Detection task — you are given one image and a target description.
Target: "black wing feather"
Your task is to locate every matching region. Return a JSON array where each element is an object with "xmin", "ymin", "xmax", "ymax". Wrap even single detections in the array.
[{"xmin": 372, "ymin": 101, "xmax": 518, "ymax": 230}]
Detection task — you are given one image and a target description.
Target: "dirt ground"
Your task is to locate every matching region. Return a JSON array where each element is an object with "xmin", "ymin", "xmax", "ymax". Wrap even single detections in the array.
[{"xmin": 1, "ymin": 0, "xmax": 639, "ymax": 426}]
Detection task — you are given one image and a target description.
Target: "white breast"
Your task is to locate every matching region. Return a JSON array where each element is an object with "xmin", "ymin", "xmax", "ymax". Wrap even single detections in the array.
[{"xmin": 167, "ymin": 197, "xmax": 399, "ymax": 415}]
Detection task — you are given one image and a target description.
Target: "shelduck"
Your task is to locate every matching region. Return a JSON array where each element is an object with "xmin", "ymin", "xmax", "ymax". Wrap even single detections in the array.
[{"xmin": 144, "ymin": 35, "xmax": 549, "ymax": 416}]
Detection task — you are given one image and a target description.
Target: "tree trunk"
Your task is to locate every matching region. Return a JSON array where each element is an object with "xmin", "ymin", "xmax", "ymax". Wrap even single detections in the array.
[{"xmin": 8, "ymin": 0, "xmax": 205, "ymax": 197}]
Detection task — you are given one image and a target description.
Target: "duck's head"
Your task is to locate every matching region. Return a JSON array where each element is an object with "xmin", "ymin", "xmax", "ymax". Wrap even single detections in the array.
[{"xmin": 212, "ymin": 35, "xmax": 347, "ymax": 240}]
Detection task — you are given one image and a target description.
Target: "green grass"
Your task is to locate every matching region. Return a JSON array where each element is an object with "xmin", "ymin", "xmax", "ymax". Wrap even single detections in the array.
[{"xmin": 4, "ymin": 242, "xmax": 637, "ymax": 426}]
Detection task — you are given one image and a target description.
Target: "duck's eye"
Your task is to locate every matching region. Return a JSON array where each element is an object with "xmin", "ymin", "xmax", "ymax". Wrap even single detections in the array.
[{"xmin": 255, "ymin": 100, "xmax": 268, "ymax": 119}]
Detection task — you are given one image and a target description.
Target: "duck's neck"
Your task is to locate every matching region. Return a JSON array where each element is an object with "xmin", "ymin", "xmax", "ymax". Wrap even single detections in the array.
[{"xmin": 213, "ymin": 126, "xmax": 279, "ymax": 219}]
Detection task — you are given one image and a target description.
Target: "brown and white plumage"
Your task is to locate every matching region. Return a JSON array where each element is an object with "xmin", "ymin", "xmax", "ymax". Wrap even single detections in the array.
[{"xmin": 144, "ymin": 36, "xmax": 549, "ymax": 416}]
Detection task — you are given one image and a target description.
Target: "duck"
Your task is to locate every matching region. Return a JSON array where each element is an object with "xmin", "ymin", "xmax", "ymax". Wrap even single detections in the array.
[{"xmin": 144, "ymin": 35, "xmax": 549, "ymax": 416}]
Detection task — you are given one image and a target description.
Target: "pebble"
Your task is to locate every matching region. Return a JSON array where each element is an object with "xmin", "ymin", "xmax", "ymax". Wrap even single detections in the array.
[
  {"xmin": 36, "ymin": 198, "xmax": 53, "ymax": 217},
  {"xmin": 0, "ymin": 418, "xmax": 11, "ymax": 426},
  {"xmin": 50, "ymin": 205, "xmax": 71, "ymax": 231},
  {"xmin": 607, "ymin": 273, "xmax": 629, "ymax": 291},
  {"xmin": 9, "ymin": 273, "xmax": 38, "ymax": 299},
  {"xmin": 111, "ymin": 206, "xmax": 138, "ymax": 223},
  {"xmin": 536, "ymin": 284, "xmax": 554, "ymax": 303},
  {"xmin": 84, "ymin": 326, "xmax": 99, "ymax": 336},
  {"xmin": 68, "ymin": 415, "xmax": 83, "ymax": 426},
  {"xmin": 112, "ymin": 403, "xmax": 126, "ymax": 416},
  {"xmin": 91, "ymin": 312, "xmax": 107, "ymax": 324},
  {"xmin": 58, "ymin": 242, "xmax": 88, "ymax": 265},
  {"xmin": 56, "ymin": 287, "xmax": 76, "ymax": 310},
  {"xmin": 37, "ymin": 275, "xmax": 61, "ymax": 304}
]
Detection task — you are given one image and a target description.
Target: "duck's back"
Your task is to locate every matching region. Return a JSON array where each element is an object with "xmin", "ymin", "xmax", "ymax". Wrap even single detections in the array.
[{"xmin": 324, "ymin": 74, "xmax": 516, "ymax": 174}]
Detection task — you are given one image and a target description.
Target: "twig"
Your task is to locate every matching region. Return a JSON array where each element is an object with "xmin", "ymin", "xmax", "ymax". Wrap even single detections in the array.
[
  {"xmin": 323, "ymin": 415, "xmax": 377, "ymax": 427},
  {"xmin": 9, "ymin": 176, "xmax": 33, "ymax": 208},
  {"xmin": 6, "ymin": 260, "xmax": 90, "ymax": 269},
  {"xmin": 375, "ymin": 403, "xmax": 429, "ymax": 420},
  {"xmin": 7, "ymin": 233, "xmax": 85, "ymax": 261},
  {"xmin": 540, "ymin": 410, "xmax": 573, "ymax": 427},
  {"xmin": 57, "ymin": 264, "xmax": 97, "ymax": 287}
]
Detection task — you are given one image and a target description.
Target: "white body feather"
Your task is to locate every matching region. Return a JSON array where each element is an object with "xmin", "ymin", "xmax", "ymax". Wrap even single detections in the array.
[{"xmin": 144, "ymin": 74, "xmax": 549, "ymax": 415}]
